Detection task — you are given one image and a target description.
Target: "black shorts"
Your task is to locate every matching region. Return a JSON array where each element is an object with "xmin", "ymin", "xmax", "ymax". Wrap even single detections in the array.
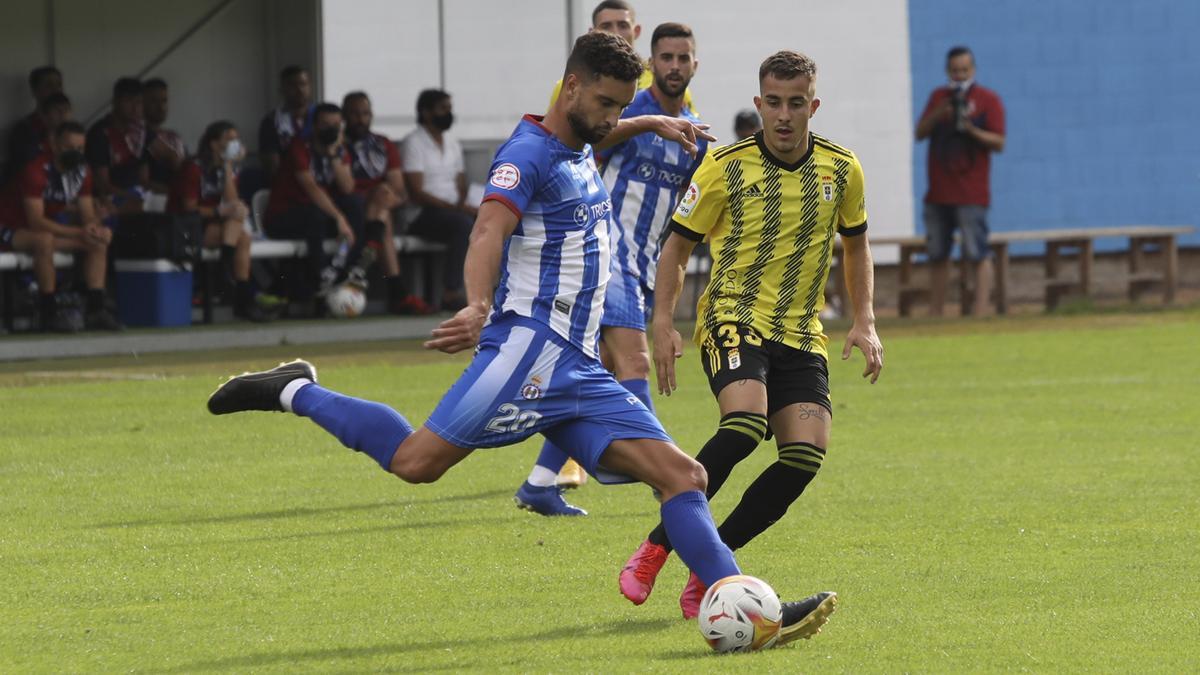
[
  {"xmin": 0, "ymin": 227, "xmax": 14, "ymax": 251},
  {"xmin": 700, "ymin": 322, "xmax": 831, "ymax": 417}
]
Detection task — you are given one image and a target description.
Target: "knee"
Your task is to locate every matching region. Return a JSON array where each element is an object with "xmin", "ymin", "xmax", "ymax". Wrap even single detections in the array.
[
  {"xmin": 614, "ymin": 349, "xmax": 652, "ymax": 381},
  {"xmin": 389, "ymin": 453, "xmax": 447, "ymax": 484},
  {"xmin": 30, "ymin": 230, "xmax": 55, "ymax": 256},
  {"xmin": 679, "ymin": 456, "xmax": 708, "ymax": 494}
]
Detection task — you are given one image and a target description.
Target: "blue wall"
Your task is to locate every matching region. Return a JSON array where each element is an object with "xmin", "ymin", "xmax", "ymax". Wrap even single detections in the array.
[{"xmin": 909, "ymin": 0, "xmax": 1200, "ymax": 253}]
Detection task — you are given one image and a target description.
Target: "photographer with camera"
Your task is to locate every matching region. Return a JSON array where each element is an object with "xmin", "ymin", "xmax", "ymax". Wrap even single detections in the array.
[{"xmin": 915, "ymin": 45, "xmax": 1005, "ymax": 316}]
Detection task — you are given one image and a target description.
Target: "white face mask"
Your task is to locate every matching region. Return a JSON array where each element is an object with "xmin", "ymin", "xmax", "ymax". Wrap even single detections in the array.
[
  {"xmin": 222, "ymin": 139, "xmax": 242, "ymax": 161},
  {"xmin": 948, "ymin": 78, "xmax": 974, "ymax": 92}
]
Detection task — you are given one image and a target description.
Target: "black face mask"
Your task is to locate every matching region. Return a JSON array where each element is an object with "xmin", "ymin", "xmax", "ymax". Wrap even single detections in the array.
[
  {"xmin": 58, "ymin": 149, "xmax": 84, "ymax": 170},
  {"xmin": 431, "ymin": 113, "xmax": 454, "ymax": 131},
  {"xmin": 316, "ymin": 125, "xmax": 341, "ymax": 146}
]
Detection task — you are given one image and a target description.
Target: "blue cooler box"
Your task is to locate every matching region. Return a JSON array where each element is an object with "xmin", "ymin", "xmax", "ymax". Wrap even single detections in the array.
[{"xmin": 115, "ymin": 259, "xmax": 193, "ymax": 327}]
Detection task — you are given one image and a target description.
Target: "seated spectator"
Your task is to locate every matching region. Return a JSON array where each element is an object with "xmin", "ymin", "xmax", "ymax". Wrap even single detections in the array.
[
  {"xmin": 142, "ymin": 78, "xmax": 187, "ymax": 196},
  {"xmin": 0, "ymin": 121, "xmax": 121, "ymax": 331},
  {"xmin": 263, "ymin": 102, "xmax": 365, "ymax": 311},
  {"xmin": 402, "ymin": 89, "xmax": 473, "ymax": 310},
  {"xmin": 259, "ymin": 66, "xmax": 316, "ymax": 181},
  {"xmin": 85, "ymin": 77, "xmax": 148, "ymax": 214},
  {"xmin": 342, "ymin": 91, "xmax": 433, "ymax": 315},
  {"xmin": 3, "ymin": 66, "xmax": 65, "ymax": 184},
  {"xmin": 5, "ymin": 93, "xmax": 73, "ymax": 185},
  {"xmin": 733, "ymin": 108, "xmax": 761, "ymax": 140},
  {"xmin": 169, "ymin": 121, "xmax": 270, "ymax": 322}
]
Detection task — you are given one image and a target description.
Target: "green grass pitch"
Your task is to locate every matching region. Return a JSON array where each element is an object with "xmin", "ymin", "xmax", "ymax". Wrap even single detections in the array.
[{"xmin": 1, "ymin": 308, "xmax": 1197, "ymax": 672}]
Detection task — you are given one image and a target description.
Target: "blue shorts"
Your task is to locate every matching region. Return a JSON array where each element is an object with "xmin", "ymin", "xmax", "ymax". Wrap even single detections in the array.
[
  {"xmin": 424, "ymin": 315, "xmax": 672, "ymax": 483},
  {"xmin": 602, "ymin": 269, "xmax": 654, "ymax": 331},
  {"xmin": 924, "ymin": 203, "xmax": 990, "ymax": 262}
]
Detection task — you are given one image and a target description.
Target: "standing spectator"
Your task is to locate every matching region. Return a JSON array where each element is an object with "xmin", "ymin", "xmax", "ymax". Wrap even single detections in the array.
[
  {"xmin": 0, "ymin": 121, "xmax": 121, "ymax": 331},
  {"xmin": 5, "ymin": 92, "xmax": 73, "ymax": 185},
  {"xmin": 915, "ymin": 45, "xmax": 1005, "ymax": 316},
  {"xmin": 733, "ymin": 108, "xmax": 761, "ymax": 140},
  {"xmin": 85, "ymin": 77, "xmax": 148, "ymax": 214},
  {"xmin": 169, "ymin": 120, "xmax": 269, "ymax": 322},
  {"xmin": 401, "ymin": 89, "xmax": 472, "ymax": 310},
  {"xmin": 3, "ymin": 66, "xmax": 65, "ymax": 184},
  {"xmin": 264, "ymin": 102, "xmax": 365, "ymax": 310},
  {"xmin": 258, "ymin": 66, "xmax": 315, "ymax": 181},
  {"xmin": 142, "ymin": 78, "xmax": 187, "ymax": 196},
  {"xmin": 342, "ymin": 91, "xmax": 433, "ymax": 315}
]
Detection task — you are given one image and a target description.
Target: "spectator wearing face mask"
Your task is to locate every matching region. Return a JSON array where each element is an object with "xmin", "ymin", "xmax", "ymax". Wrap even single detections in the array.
[
  {"xmin": 401, "ymin": 89, "xmax": 472, "ymax": 310},
  {"xmin": 263, "ymin": 102, "xmax": 366, "ymax": 310},
  {"xmin": 0, "ymin": 121, "xmax": 121, "ymax": 331},
  {"xmin": 169, "ymin": 120, "xmax": 269, "ymax": 322}
]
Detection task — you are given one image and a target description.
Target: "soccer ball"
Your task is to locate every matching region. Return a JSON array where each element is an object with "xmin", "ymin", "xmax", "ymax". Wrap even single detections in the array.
[
  {"xmin": 697, "ymin": 575, "xmax": 782, "ymax": 653},
  {"xmin": 325, "ymin": 283, "xmax": 366, "ymax": 318}
]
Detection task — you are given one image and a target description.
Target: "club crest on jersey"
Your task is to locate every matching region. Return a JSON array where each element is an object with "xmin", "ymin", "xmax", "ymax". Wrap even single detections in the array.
[
  {"xmin": 489, "ymin": 162, "xmax": 521, "ymax": 189},
  {"xmin": 676, "ymin": 182, "xmax": 700, "ymax": 217},
  {"xmin": 821, "ymin": 175, "xmax": 834, "ymax": 201},
  {"xmin": 728, "ymin": 348, "xmax": 741, "ymax": 370}
]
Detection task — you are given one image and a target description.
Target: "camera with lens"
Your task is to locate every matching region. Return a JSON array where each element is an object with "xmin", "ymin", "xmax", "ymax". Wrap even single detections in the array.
[{"xmin": 952, "ymin": 86, "xmax": 969, "ymax": 132}]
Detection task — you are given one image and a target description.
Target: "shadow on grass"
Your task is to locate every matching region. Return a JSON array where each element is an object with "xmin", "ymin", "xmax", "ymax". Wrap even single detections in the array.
[
  {"xmin": 161, "ymin": 617, "xmax": 678, "ymax": 672},
  {"xmin": 88, "ymin": 488, "xmax": 514, "ymax": 529}
]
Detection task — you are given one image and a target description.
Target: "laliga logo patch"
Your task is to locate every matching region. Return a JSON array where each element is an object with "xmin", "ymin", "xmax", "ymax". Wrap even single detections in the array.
[
  {"xmin": 636, "ymin": 163, "xmax": 655, "ymax": 181},
  {"xmin": 821, "ymin": 175, "xmax": 834, "ymax": 202},
  {"xmin": 675, "ymin": 182, "xmax": 700, "ymax": 217},
  {"xmin": 489, "ymin": 163, "xmax": 521, "ymax": 190},
  {"xmin": 573, "ymin": 203, "xmax": 589, "ymax": 225}
]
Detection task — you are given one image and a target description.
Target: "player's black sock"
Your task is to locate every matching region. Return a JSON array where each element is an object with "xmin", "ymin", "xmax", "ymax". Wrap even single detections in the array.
[
  {"xmin": 647, "ymin": 411, "xmax": 768, "ymax": 552},
  {"xmin": 716, "ymin": 442, "xmax": 826, "ymax": 551},
  {"xmin": 219, "ymin": 244, "xmax": 237, "ymax": 281},
  {"xmin": 387, "ymin": 275, "xmax": 409, "ymax": 300},
  {"xmin": 85, "ymin": 288, "xmax": 106, "ymax": 314}
]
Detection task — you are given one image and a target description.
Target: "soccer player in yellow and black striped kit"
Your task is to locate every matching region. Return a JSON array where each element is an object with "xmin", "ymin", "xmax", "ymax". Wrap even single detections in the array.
[{"xmin": 619, "ymin": 50, "xmax": 884, "ymax": 621}]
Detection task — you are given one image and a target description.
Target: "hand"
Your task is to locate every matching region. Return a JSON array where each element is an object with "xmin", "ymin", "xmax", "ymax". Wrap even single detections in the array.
[
  {"xmin": 218, "ymin": 200, "xmax": 249, "ymax": 221},
  {"xmin": 649, "ymin": 116, "xmax": 716, "ymax": 158},
  {"xmin": 842, "ymin": 321, "xmax": 883, "ymax": 384},
  {"xmin": 424, "ymin": 302, "xmax": 488, "ymax": 353},
  {"xmin": 327, "ymin": 132, "xmax": 345, "ymax": 156},
  {"xmin": 335, "ymin": 215, "xmax": 355, "ymax": 246},
  {"xmin": 83, "ymin": 222, "xmax": 112, "ymax": 246},
  {"xmin": 651, "ymin": 321, "xmax": 685, "ymax": 395}
]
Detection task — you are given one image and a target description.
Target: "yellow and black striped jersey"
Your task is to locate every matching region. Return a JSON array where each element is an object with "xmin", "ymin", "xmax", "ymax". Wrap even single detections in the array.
[
  {"xmin": 548, "ymin": 65, "xmax": 697, "ymax": 114},
  {"xmin": 670, "ymin": 131, "xmax": 868, "ymax": 358}
]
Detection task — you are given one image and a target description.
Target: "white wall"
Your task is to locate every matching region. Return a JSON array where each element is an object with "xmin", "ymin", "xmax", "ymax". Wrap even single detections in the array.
[{"xmin": 322, "ymin": 0, "xmax": 914, "ymax": 241}]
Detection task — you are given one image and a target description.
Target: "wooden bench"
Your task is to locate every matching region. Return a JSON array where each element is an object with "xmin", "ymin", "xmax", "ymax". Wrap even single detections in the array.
[{"xmin": 852, "ymin": 225, "xmax": 1194, "ymax": 316}]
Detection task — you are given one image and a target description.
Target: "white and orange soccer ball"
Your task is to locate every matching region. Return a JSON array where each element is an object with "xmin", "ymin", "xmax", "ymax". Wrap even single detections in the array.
[
  {"xmin": 697, "ymin": 575, "xmax": 783, "ymax": 653},
  {"xmin": 325, "ymin": 282, "xmax": 367, "ymax": 318}
]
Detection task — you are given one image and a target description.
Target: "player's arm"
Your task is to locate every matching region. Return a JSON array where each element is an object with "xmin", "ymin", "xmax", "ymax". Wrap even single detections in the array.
[
  {"xmin": 651, "ymin": 229, "xmax": 699, "ymax": 395},
  {"xmin": 915, "ymin": 92, "xmax": 951, "ymax": 140},
  {"xmin": 595, "ymin": 115, "xmax": 716, "ymax": 158},
  {"xmin": 424, "ymin": 200, "xmax": 517, "ymax": 354},
  {"xmin": 837, "ymin": 156, "xmax": 882, "ymax": 383},
  {"xmin": 296, "ymin": 169, "xmax": 354, "ymax": 244},
  {"xmin": 330, "ymin": 146, "xmax": 356, "ymax": 195},
  {"xmin": 24, "ymin": 197, "xmax": 80, "ymax": 239}
]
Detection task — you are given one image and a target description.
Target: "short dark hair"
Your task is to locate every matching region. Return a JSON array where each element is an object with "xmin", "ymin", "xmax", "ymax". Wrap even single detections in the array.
[
  {"xmin": 39, "ymin": 92, "xmax": 71, "ymax": 113},
  {"xmin": 946, "ymin": 45, "xmax": 974, "ymax": 64},
  {"xmin": 28, "ymin": 66, "xmax": 61, "ymax": 93},
  {"xmin": 591, "ymin": 0, "xmax": 634, "ymax": 25},
  {"xmin": 280, "ymin": 65, "xmax": 309, "ymax": 82},
  {"xmin": 199, "ymin": 120, "xmax": 236, "ymax": 162},
  {"xmin": 734, "ymin": 109, "xmax": 759, "ymax": 129},
  {"xmin": 564, "ymin": 31, "xmax": 643, "ymax": 84},
  {"xmin": 415, "ymin": 89, "xmax": 451, "ymax": 121},
  {"xmin": 758, "ymin": 50, "xmax": 817, "ymax": 83},
  {"xmin": 314, "ymin": 102, "xmax": 342, "ymax": 119},
  {"xmin": 142, "ymin": 77, "xmax": 168, "ymax": 92},
  {"xmin": 342, "ymin": 91, "xmax": 370, "ymax": 109},
  {"xmin": 650, "ymin": 22, "xmax": 694, "ymax": 54},
  {"xmin": 112, "ymin": 77, "xmax": 143, "ymax": 100},
  {"xmin": 55, "ymin": 120, "xmax": 87, "ymax": 139}
]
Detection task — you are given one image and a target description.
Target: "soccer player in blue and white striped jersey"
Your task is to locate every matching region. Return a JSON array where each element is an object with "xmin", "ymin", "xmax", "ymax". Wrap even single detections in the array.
[{"xmin": 516, "ymin": 22, "xmax": 708, "ymax": 515}]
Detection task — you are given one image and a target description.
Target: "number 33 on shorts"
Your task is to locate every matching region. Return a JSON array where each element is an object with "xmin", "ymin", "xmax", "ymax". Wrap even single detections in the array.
[{"xmin": 705, "ymin": 323, "xmax": 763, "ymax": 374}]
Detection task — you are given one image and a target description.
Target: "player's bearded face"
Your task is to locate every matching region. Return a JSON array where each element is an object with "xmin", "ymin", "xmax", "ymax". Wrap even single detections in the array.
[
  {"xmin": 567, "ymin": 76, "xmax": 635, "ymax": 144},
  {"xmin": 651, "ymin": 38, "xmax": 696, "ymax": 98},
  {"xmin": 755, "ymin": 74, "xmax": 820, "ymax": 158}
]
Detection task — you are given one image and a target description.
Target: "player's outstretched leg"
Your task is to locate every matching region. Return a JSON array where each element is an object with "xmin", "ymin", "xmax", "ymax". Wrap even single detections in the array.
[
  {"xmin": 208, "ymin": 359, "xmax": 444, "ymax": 478},
  {"xmin": 515, "ymin": 441, "xmax": 586, "ymax": 516},
  {"xmin": 619, "ymin": 411, "xmax": 768, "ymax": 606}
]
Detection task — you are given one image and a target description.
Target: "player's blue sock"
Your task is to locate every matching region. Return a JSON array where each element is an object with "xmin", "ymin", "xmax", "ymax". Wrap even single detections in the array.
[
  {"xmin": 533, "ymin": 443, "xmax": 570, "ymax": 475},
  {"xmin": 660, "ymin": 490, "xmax": 740, "ymax": 585},
  {"xmin": 291, "ymin": 383, "xmax": 412, "ymax": 471},
  {"xmin": 620, "ymin": 377, "xmax": 655, "ymax": 412}
]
